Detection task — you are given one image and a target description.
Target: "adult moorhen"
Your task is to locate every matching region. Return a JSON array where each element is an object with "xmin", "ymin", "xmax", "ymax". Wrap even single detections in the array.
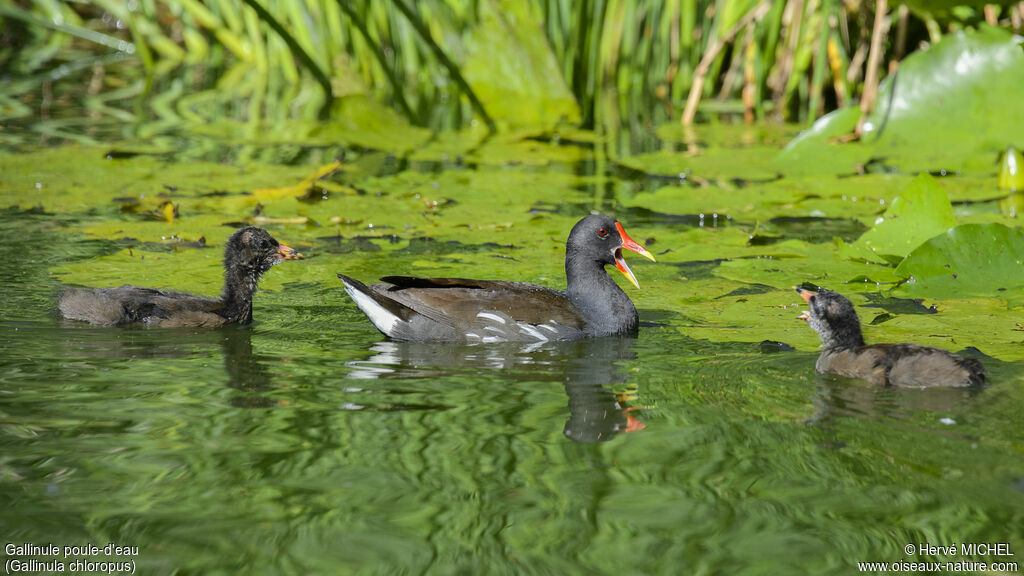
[
  {"xmin": 337, "ymin": 214, "xmax": 656, "ymax": 342},
  {"xmin": 796, "ymin": 287, "xmax": 985, "ymax": 387},
  {"xmin": 58, "ymin": 227, "xmax": 302, "ymax": 327}
]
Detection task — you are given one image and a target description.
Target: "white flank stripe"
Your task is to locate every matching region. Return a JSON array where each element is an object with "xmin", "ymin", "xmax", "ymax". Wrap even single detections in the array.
[
  {"xmin": 484, "ymin": 326, "xmax": 504, "ymax": 334},
  {"xmin": 538, "ymin": 323, "xmax": 559, "ymax": 334},
  {"xmin": 476, "ymin": 312, "xmax": 506, "ymax": 324},
  {"xmin": 481, "ymin": 336, "xmax": 500, "ymax": 343},
  {"xmin": 344, "ymin": 282, "xmax": 399, "ymax": 336},
  {"xmin": 518, "ymin": 323, "xmax": 549, "ymax": 342}
]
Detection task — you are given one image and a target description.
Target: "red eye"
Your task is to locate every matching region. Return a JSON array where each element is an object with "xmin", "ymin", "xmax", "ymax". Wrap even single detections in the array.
[{"xmin": 597, "ymin": 227, "xmax": 608, "ymax": 238}]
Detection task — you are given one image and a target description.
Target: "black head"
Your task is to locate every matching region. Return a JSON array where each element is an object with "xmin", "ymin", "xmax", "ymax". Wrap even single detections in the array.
[
  {"xmin": 796, "ymin": 287, "xmax": 865, "ymax": 349},
  {"xmin": 224, "ymin": 227, "xmax": 301, "ymax": 276},
  {"xmin": 566, "ymin": 214, "xmax": 655, "ymax": 288}
]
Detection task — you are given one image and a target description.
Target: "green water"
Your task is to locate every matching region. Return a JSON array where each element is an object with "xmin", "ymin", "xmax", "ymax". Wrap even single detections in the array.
[{"xmin": 1, "ymin": 125, "xmax": 1023, "ymax": 574}]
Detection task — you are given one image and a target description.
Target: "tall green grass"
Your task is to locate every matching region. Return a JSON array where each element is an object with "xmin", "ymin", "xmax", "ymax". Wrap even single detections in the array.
[{"xmin": 2, "ymin": 0, "xmax": 1022, "ymax": 134}]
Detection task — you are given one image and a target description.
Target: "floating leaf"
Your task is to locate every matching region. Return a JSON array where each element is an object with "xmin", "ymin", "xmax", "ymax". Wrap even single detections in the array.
[
  {"xmin": 837, "ymin": 173, "xmax": 955, "ymax": 264},
  {"xmin": 622, "ymin": 182, "xmax": 801, "ymax": 222},
  {"xmin": 773, "ymin": 107, "xmax": 872, "ymax": 176},
  {"xmin": 861, "ymin": 27, "xmax": 1024, "ymax": 173},
  {"xmin": 253, "ymin": 161, "xmax": 344, "ymax": 198},
  {"xmin": 314, "ymin": 96, "xmax": 432, "ymax": 153},
  {"xmin": 713, "ymin": 242, "xmax": 903, "ymax": 290},
  {"xmin": 894, "ymin": 223, "xmax": 1024, "ymax": 300},
  {"xmin": 157, "ymin": 200, "xmax": 178, "ymax": 223},
  {"xmin": 617, "ymin": 147, "xmax": 780, "ymax": 181}
]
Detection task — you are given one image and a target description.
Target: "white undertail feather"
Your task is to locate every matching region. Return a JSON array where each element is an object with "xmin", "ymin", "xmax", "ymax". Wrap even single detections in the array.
[
  {"xmin": 342, "ymin": 281, "xmax": 400, "ymax": 337},
  {"xmin": 476, "ymin": 312, "xmax": 506, "ymax": 325}
]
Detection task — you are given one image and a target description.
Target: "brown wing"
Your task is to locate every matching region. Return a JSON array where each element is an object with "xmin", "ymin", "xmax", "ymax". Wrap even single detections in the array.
[
  {"xmin": 874, "ymin": 343, "xmax": 984, "ymax": 387},
  {"xmin": 374, "ymin": 276, "xmax": 585, "ymax": 330},
  {"xmin": 818, "ymin": 343, "xmax": 984, "ymax": 387},
  {"xmin": 816, "ymin": 347, "xmax": 888, "ymax": 385},
  {"xmin": 58, "ymin": 286, "xmax": 223, "ymax": 327}
]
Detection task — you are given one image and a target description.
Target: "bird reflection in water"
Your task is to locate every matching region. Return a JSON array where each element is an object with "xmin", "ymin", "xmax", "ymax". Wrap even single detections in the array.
[
  {"xmin": 561, "ymin": 337, "xmax": 646, "ymax": 442},
  {"xmin": 806, "ymin": 374, "xmax": 987, "ymax": 432},
  {"xmin": 219, "ymin": 327, "xmax": 277, "ymax": 408},
  {"xmin": 346, "ymin": 337, "xmax": 647, "ymax": 443},
  {"xmin": 55, "ymin": 323, "xmax": 278, "ymax": 408}
]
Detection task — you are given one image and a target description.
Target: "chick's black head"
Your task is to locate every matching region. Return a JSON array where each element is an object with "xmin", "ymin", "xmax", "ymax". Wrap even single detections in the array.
[
  {"xmin": 798, "ymin": 287, "xmax": 865, "ymax": 349},
  {"xmin": 225, "ymin": 227, "xmax": 300, "ymax": 275}
]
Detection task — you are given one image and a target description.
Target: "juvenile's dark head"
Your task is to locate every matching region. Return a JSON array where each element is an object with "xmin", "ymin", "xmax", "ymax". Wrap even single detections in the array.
[
  {"xmin": 796, "ymin": 287, "xmax": 865, "ymax": 349},
  {"xmin": 224, "ymin": 227, "xmax": 301, "ymax": 277},
  {"xmin": 566, "ymin": 214, "xmax": 655, "ymax": 289}
]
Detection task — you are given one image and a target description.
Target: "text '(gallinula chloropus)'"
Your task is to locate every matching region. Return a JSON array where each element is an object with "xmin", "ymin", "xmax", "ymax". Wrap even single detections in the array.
[
  {"xmin": 58, "ymin": 227, "xmax": 302, "ymax": 327},
  {"xmin": 337, "ymin": 214, "xmax": 656, "ymax": 342},
  {"xmin": 796, "ymin": 287, "xmax": 985, "ymax": 387}
]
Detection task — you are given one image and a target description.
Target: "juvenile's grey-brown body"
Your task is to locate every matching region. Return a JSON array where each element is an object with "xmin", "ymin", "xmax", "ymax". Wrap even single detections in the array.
[
  {"xmin": 816, "ymin": 343, "xmax": 984, "ymax": 387},
  {"xmin": 57, "ymin": 227, "xmax": 300, "ymax": 328},
  {"xmin": 797, "ymin": 287, "xmax": 985, "ymax": 387}
]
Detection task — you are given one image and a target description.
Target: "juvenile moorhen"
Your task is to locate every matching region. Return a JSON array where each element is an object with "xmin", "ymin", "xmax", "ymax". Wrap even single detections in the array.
[
  {"xmin": 58, "ymin": 227, "xmax": 302, "ymax": 327},
  {"xmin": 796, "ymin": 287, "xmax": 985, "ymax": 387},
  {"xmin": 337, "ymin": 214, "xmax": 656, "ymax": 342}
]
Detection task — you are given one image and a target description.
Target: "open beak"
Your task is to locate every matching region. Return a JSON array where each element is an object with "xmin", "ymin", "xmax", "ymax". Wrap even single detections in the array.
[
  {"xmin": 614, "ymin": 222, "xmax": 656, "ymax": 289},
  {"xmin": 277, "ymin": 244, "xmax": 303, "ymax": 261},
  {"xmin": 795, "ymin": 287, "xmax": 815, "ymax": 321}
]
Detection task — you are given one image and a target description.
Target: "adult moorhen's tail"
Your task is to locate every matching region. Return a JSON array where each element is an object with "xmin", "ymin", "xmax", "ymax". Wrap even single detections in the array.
[{"xmin": 337, "ymin": 274, "xmax": 415, "ymax": 338}]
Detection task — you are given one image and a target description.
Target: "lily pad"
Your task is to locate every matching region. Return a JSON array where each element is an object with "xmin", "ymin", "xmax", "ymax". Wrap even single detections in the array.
[
  {"xmin": 315, "ymin": 96, "xmax": 432, "ymax": 154},
  {"xmin": 713, "ymin": 240, "xmax": 903, "ymax": 290},
  {"xmin": 773, "ymin": 107, "xmax": 873, "ymax": 176},
  {"xmin": 894, "ymin": 223, "xmax": 1024, "ymax": 300},
  {"xmin": 861, "ymin": 26, "xmax": 1024, "ymax": 174},
  {"xmin": 836, "ymin": 173, "xmax": 956, "ymax": 264},
  {"xmin": 622, "ymin": 182, "xmax": 801, "ymax": 222},
  {"xmin": 617, "ymin": 146, "xmax": 781, "ymax": 181},
  {"xmin": 770, "ymin": 28, "xmax": 1024, "ymax": 177}
]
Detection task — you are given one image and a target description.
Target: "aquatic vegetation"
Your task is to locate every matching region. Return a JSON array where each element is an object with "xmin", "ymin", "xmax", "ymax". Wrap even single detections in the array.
[
  {"xmin": 895, "ymin": 223, "xmax": 1024, "ymax": 300},
  {"xmin": 836, "ymin": 173, "xmax": 957, "ymax": 265},
  {"xmin": 2, "ymin": 2, "xmax": 1024, "ymax": 574},
  {"xmin": 774, "ymin": 27, "xmax": 1024, "ymax": 175}
]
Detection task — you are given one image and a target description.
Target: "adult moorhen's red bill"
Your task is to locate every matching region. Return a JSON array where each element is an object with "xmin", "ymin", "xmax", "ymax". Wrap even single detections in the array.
[
  {"xmin": 337, "ymin": 214, "xmax": 656, "ymax": 342},
  {"xmin": 58, "ymin": 227, "xmax": 302, "ymax": 327},
  {"xmin": 796, "ymin": 287, "xmax": 985, "ymax": 387}
]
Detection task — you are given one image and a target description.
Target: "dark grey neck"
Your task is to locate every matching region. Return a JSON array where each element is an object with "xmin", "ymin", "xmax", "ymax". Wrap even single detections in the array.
[
  {"xmin": 565, "ymin": 259, "xmax": 638, "ymax": 336},
  {"xmin": 218, "ymin": 263, "xmax": 261, "ymax": 324},
  {"xmin": 820, "ymin": 319, "xmax": 866, "ymax": 350}
]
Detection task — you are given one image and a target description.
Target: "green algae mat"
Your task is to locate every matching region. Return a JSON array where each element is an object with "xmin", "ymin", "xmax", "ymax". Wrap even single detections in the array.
[{"xmin": 1, "ymin": 130, "xmax": 1022, "ymax": 573}]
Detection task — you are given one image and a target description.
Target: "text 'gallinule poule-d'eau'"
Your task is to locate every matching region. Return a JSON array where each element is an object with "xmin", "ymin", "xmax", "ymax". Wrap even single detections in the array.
[
  {"xmin": 58, "ymin": 227, "xmax": 302, "ymax": 327},
  {"xmin": 796, "ymin": 287, "xmax": 985, "ymax": 387},
  {"xmin": 337, "ymin": 214, "xmax": 656, "ymax": 342}
]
